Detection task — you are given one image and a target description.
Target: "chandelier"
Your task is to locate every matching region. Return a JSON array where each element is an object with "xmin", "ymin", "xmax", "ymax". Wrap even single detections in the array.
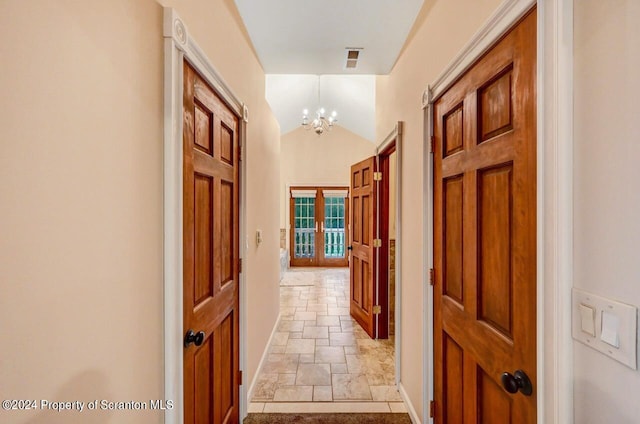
[{"xmin": 301, "ymin": 76, "xmax": 337, "ymax": 135}]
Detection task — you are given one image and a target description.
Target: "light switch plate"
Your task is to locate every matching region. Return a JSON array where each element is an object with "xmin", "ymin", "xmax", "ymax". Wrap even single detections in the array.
[{"xmin": 572, "ymin": 288, "xmax": 637, "ymax": 369}]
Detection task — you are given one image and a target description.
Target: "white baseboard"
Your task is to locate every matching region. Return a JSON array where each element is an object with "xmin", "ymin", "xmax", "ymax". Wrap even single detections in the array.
[
  {"xmin": 398, "ymin": 382, "xmax": 422, "ymax": 424},
  {"xmin": 246, "ymin": 313, "xmax": 282, "ymax": 402}
]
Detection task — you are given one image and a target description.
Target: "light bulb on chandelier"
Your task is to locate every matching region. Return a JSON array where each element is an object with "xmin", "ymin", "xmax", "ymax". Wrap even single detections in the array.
[{"xmin": 301, "ymin": 76, "xmax": 337, "ymax": 135}]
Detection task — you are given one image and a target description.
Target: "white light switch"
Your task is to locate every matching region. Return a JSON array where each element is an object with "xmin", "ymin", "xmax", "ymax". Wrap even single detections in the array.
[
  {"xmin": 579, "ymin": 304, "xmax": 596, "ymax": 336},
  {"xmin": 601, "ymin": 311, "xmax": 620, "ymax": 348}
]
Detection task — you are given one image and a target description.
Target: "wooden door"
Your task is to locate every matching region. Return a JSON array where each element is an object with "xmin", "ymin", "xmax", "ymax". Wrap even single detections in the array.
[
  {"xmin": 350, "ymin": 157, "xmax": 377, "ymax": 338},
  {"xmin": 183, "ymin": 61, "xmax": 240, "ymax": 424},
  {"xmin": 433, "ymin": 9, "xmax": 536, "ymax": 423}
]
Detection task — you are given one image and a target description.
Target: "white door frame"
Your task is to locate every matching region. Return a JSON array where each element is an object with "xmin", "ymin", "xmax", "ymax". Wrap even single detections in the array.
[
  {"xmin": 162, "ymin": 7, "xmax": 250, "ymax": 423},
  {"xmin": 376, "ymin": 122, "xmax": 404, "ymax": 385},
  {"xmin": 422, "ymin": 0, "xmax": 574, "ymax": 423}
]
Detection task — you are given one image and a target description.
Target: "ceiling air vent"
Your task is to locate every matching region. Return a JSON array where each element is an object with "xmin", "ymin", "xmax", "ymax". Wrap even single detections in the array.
[{"xmin": 345, "ymin": 48, "xmax": 363, "ymax": 69}]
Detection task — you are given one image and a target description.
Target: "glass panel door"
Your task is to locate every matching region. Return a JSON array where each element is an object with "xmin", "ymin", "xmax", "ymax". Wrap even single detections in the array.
[
  {"xmin": 323, "ymin": 197, "xmax": 346, "ymax": 259},
  {"xmin": 293, "ymin": 196, "xmax": 316, "ymax": 260}
]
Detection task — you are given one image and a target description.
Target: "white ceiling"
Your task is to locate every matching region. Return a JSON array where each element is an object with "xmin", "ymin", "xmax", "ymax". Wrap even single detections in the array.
[
  {"xmin": 266, "ymin": 75, "xmax": 376, "ymax": 141},
  {"xmin": 234, "ymin": 0, "xmax": 424, "ymax": 74},
  {"xmin": 235, "ymin": 0, "xmax": 424, "ymax": 141}
]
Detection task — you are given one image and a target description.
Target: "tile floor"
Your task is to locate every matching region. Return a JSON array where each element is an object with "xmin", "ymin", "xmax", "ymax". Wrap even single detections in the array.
[{"xmin": 250, "ymin": 268, "xmax": 404, "ymax": 413}]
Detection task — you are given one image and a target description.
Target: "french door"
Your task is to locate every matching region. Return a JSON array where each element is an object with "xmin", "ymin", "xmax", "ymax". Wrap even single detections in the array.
[{"xmin": 289, "ymin": 187, "xmax": 349, "ymax": 267}]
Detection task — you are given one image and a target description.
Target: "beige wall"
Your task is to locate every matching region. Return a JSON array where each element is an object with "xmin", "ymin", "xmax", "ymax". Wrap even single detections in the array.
[
  {"xmin": 376, "ymin": 0, "xmax": 502, "ymax": 419},
  {"xmin": 0, "ymin": 1, "xmax": 164, "ymax": 422},
  {"xmin": 280, "ymin": 125, "xmax": 375, "ymax": 235},
  {"xmin": 0, "ymin": 1, "xmax": 280, "ymax": 423},
  {"xmin": 573, "ymin": 0, "xmax": 640, "ymax": 421}
]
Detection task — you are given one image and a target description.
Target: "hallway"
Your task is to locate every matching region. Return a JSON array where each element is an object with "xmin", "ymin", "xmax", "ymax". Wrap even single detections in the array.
[{"xmin": 249, "ymin": 268, "xmax": 406, "ymax": 414}]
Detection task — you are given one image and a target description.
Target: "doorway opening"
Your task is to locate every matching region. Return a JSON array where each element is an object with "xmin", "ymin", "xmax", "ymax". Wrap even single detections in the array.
[
  {"xmin": 289, "ymin": 187, "xmax": 349, "ymax": 268},
  {"xmin": 247, "ymin": 123, "xmax": 404, "ymax": 414},
  {"xmin": 377, "ymin": 144, "xmax": 398, "ymax": 340}
]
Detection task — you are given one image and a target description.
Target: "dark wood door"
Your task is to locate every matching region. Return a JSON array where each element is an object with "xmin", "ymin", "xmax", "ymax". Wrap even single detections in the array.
[
  {"xmin": 350, "ymin": 157, "xmax": 377, "ymax": 338},
  {"xmin": 433, "ymin": 9, "xmax": 536, "ymax": 423},
  {"xmin": 183, "ymin": 61, "xmax": 240, "ymax": 424}
]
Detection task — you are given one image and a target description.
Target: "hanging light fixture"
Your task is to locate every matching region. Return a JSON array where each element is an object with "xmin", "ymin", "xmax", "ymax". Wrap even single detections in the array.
[{"xmin": 301, "ymin": 76, "xmax": 337, "ymax": 135}]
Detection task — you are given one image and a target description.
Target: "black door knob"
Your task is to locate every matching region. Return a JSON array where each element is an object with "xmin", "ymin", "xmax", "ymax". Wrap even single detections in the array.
[
  {"xmin": 184, "ymin": 329, "xmax": 206, "ymax": 347},
  {"xmin": 501, "ymin": 370, "xmax": 533, "ymax": 396},
  {"xmin": 347, "ymin": 246, "xmax": 353, "ymax": 250}
]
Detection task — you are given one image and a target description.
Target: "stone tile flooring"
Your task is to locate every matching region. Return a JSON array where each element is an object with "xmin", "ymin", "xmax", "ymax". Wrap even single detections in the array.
[{"xmin": 251, "ymin": 268, "xmax": 401, "ymax": 406}]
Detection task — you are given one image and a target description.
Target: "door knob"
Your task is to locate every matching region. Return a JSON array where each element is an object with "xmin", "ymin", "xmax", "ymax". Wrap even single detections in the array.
[
  {"xmin": 184, "ymin": 329, "xmax": 206, "ymax": 347},
  {"xmin": 500, "ymin": 370, "xmax": 533, "ymax": 396},
  {"xmin": 347, "ymin": 246, "xmax": 353, "ymax": 250}
]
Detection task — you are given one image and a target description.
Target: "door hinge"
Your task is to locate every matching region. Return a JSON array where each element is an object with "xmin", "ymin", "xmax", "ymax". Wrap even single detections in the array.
[
  {"xmin": 373, "ymin": 239, "xmax": 382, "ymax": 248},
  {"xmin": 430, "ymin": 400, "xmax": 436, "ymax": 418},
  {"xmin": 238, "ymin": 370, "xmax": 243, "ymax": 385},
  {"xmin": 373, "ymin": 171, "xmax": 382, "ymax": 181},
  {"xmin": 430, "ymin": 135, "xmax": 435, "ymax": 153},
  {"xmin": 429, "ymin": 268, "xmax": 435, "ymax": 286},
  {"xmin": 238, "ymin": 258, "xmax": 242, "ymax": 273},
  {"xmin": 373, "ymin": 305, "xmax": 382, "ymax": 315}
]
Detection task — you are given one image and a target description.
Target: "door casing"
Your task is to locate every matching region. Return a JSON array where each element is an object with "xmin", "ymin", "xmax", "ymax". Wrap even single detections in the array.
[
  {"xmin": 163, "ymin": 8, "xmax": 250, "ymax": 423},
  {"xmin": 374, "ymin": 123, "xmax": 403, "ymax": 342},
  {"xmin": 421, "ymin": 1, "xmax": 574, "ymax": 423},
  {"xmin": 376, "ymin": 148, "xmax": 394, "ymax": 340},
  {"xmin": 376, "ymin": 122, "xmax": 404, "ymax": 383}
]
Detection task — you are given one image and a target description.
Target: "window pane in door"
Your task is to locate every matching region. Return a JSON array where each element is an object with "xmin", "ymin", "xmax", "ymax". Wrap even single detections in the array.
[
  {"xmin": 293, "ymin": 197, "xmax": 315, "ymax": 258},
  {"xmin": 324, "ymin": 197, "xmax": 346, "ymax": 258}
]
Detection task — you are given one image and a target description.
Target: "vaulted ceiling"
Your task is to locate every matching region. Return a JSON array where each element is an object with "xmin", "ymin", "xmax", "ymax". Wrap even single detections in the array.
[{"xmin": 234, "ymin": 0, "xmax": 425, "ymax": 141}]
